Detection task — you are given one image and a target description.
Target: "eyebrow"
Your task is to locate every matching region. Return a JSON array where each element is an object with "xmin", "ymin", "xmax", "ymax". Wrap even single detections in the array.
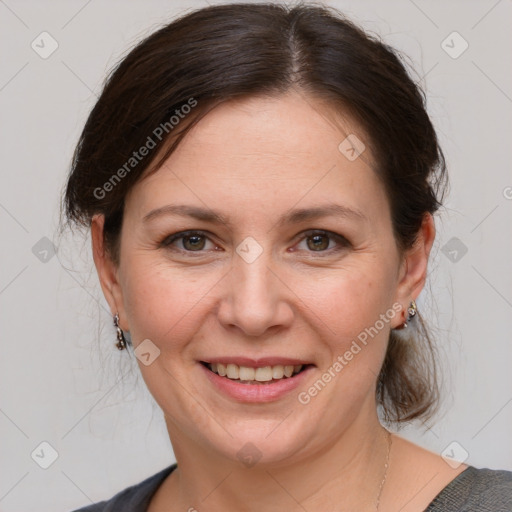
[{"xmin": 142, "ymin": 203, "xmax": 368, "ymax": 228}]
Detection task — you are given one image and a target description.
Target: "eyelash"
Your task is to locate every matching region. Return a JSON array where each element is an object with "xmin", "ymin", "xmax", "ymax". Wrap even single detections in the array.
[{"xmin": 159, "ymin": 229, "xmax": 350, "ymax": 256}]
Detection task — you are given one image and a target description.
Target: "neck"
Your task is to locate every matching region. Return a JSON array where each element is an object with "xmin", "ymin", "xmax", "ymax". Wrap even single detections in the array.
[{"xmin": 163, "ymin": 407, "xmax": 391, "ymax": 512}]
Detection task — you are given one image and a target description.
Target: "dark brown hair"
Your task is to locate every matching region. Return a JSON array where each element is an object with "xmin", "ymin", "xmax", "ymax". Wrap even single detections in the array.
[{"xmin": 61, "ymin": 2, "xmax": 448, "ymax": 424}]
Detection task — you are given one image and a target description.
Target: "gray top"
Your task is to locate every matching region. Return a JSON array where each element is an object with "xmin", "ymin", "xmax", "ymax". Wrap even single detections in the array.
[{"xmin": 72, "ymin": 464, "xmax": 512, "ymax": 511}]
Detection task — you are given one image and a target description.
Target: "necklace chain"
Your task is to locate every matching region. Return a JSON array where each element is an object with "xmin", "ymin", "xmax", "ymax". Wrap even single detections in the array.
[{"xmin": 375, "ymin": 429, "xmax": 392, "ymax": 511}]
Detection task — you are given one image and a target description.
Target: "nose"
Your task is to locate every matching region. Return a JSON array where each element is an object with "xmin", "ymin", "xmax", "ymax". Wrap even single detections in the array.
[{"xmin": 216, "ymin": 246, "xmax": 294, "ymax": 337}]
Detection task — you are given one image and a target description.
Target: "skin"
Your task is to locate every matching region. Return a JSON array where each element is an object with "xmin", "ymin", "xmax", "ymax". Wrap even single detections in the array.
[{"xmin": 92, "ymin": 91, "xmax": 467, "ymax": 511}]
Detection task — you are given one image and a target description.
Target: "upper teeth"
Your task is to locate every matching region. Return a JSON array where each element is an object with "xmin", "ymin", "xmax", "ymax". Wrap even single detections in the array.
[{"xmin": 209, "ymin": 363, "xmax": 303, "ymax": 381}]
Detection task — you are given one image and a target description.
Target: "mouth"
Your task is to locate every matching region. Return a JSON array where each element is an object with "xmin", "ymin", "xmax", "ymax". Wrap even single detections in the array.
[{"xmin": 200, "ymin": 361, "xmax": 313, "ymax": 385}]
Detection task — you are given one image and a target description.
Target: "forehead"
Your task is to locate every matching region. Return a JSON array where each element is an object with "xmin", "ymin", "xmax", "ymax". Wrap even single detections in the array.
[{"xmin": 125, "ymin": 92, "xmax": 390, "ymax": 226}]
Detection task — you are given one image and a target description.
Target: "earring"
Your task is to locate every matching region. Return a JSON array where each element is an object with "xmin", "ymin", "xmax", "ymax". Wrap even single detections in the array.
[
  {"xmin": 407, "ymin": 300, "xmax": 417, "ymax": 319},
  {"xmin": 113, "ymin": 313, "xmax": 127, "ymax": 350},
  {"xmin": 396, "ymin": 300, "xmax": 417, "ymax": 329}
]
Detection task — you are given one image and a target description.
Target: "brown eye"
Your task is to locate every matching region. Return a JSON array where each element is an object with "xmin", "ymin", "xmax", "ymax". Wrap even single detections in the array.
[
  {"xmin": 295, "ymin": 230, "xmax": 350, "ymax": 255},
  {"xmin": 182, "ymin": 234, "xmax": 206, "ymax": 251},
  {"xmin": 306, "ymin": 233, "xmax": 330, "ymax": 251},
  {"xmin": 161, "ymin": 230, "xmax": 217, "ymax": 252}
]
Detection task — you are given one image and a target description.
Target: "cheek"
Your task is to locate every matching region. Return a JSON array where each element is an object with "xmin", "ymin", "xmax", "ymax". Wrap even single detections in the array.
[
  {"xmin": 120, "ymin": 255, "xmax": 218, "ymax": 345},
  {"xmin": 302, "ymin": 268, "xmax": 394, "ymax": 409},
  {"xmin": 302, "ymin": 263, "xmax": 394, "ymax": 344},
  {"xmin": 120, "ymin": 244, "xmax": 397, "ymax": 357}
]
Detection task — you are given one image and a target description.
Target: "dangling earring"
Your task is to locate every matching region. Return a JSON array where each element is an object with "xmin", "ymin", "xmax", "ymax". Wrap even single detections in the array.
[
  {"xmin": 113, "ymin": 313, "xmax": 127, "ymax": 350},
  {"xmin": 396, "ymin": 300, "xmax": 417, "ymax": 329}
]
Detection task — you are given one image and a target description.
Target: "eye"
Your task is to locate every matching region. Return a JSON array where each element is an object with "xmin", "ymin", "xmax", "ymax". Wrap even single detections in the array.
[
  {"xmin": 159, "ymin": 229, "xmax": 350, "ymax": 256},
  {"xmin": 294, "ymin": 230, "xmax": 350, "ymax": 254},
  {"xmin": 160, "ymin": 230, "xmax": 219, "ymax": 252}
]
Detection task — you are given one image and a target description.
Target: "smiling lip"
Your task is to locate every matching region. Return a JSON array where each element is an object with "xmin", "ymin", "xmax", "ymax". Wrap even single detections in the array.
[
  {"xmin": 201, "ymin": 356, "xmax": 313, "ymax": 368},
  {"xmin": 199, "ymin": 360, "xmax": 315, "ymax": 403}
]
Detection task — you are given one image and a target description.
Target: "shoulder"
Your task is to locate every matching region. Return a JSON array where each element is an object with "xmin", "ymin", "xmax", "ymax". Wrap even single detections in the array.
[
  {"xmin": 70, "ymin": 464, "xmax": 177, "ymax": 512},
  {"xmin": 426, "ymin": 466, "xmax": 512, "ymax": 511}
]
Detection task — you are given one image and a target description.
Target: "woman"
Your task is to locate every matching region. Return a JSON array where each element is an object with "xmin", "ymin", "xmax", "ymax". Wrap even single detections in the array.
[{"xmin": 62, "ymin": 2, "xmax": 512, "ymax": 511}]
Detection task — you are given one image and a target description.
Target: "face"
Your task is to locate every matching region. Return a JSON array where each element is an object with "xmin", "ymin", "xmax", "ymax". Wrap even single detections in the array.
[{"xmin": 93, "ymin": 91, "xmax": 430, "ymax": 466}]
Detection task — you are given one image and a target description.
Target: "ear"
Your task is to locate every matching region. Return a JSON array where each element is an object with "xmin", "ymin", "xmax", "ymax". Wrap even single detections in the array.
[
  {"xmin": 91, "ymin": 214, "xmax": 129, "ymax": 331},
  {"xmin": 391, "ymin": 213, "xmax": 436, "ymax": 328}
]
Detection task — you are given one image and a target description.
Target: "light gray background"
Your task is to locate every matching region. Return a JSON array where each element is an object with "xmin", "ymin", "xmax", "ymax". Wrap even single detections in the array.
[{"xmin": 1, "ymin": 0, "xmax": 511, "ymax": 510}]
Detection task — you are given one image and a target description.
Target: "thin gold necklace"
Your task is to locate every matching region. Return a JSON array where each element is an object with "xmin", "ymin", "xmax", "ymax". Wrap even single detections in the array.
[{"xmin": 375, "ymin": 429, "xmax": 392, "ymax": 511}]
